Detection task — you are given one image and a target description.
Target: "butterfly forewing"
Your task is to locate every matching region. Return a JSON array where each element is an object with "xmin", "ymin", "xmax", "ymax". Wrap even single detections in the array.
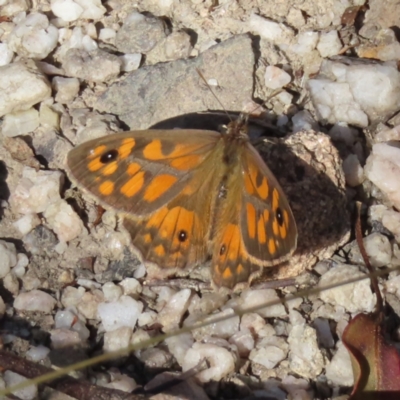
[{"xmin": 67, "ymin": 130, "xmax": 220, "ymax": 216}]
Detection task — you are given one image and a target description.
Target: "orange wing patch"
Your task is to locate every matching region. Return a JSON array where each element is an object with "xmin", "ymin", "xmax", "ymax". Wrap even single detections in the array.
[
  {"xmin": 143, "ymin": 140, "xmax": 208, "ymax": 171},
  {"xmin": 144, "ymin": 174, "xmax": 178, "ymax": 202},
  {"xmin": 244, "ymin": 158, "xmax": 269, "ymax": 200},
  {"xmin": 102, "ymin": 161, "xmax": 118, "ymax": 176},
  {"xmin": 121, "ymin": 170, "xmax": 145, "ymax": 197},
  {"xmin": 88, "ymin": 157, "xmax": 103, "ymax": 172},
  {"xmin": 246, "ymin": 202, "xmax": 256, "ymax": 239},
  {"xmin": 99, "ymin": 180, "xmax": 114, "ymax": 196}
]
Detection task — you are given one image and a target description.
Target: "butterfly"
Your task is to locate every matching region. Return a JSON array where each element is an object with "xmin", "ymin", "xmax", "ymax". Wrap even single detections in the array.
[{"xmin": 66, "ymin": 115, "xmax": 297, "ymax": 290}]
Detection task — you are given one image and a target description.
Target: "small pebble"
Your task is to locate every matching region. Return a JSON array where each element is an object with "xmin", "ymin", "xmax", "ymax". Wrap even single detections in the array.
[
  {"xmin": 0, "ymin": 42, "xmax": 13, "ymax": 66},
  {"xmin": 343, "ymin": 154, "xmax": 364, "ymax": 187},
  {"xmin": 138, "ymin": 310, "xmax": 157, "ymax": 327},
  {"xmin": 1, "ymin": 108, "xmax": 39, "ymax": 137},
  {"xmin": 13, "ymin": 214, "xmax": 41, "ymax": 236},
  {"xmin": 102, "ymin": 372, "xmax": 137, "ymax": 392},
  {"xmin": 14, "ymin": 289, "xmax": 56, "ymax": 313},
  {"xmin": 139, "ymin": 348, "xmax": 173, "ymax": 369},
  {"xmin": 103, "ymin": 326, "xmax": 132, "ymax": 352},
  {"xmin": 51, "ymin": 0, "xmax": 83, "ymax": 22},
  {"xmin": 77, "ymin": 290, "xmax": 104, "ymax": 319},
  {"xmin": 316, "ymin": 30, "xmax": 342, "ymax": 57},
  {"xmin": 3, "ymin": 371, "xmax": 37, "ymax": 400},
  {"xmin": 119, "ymin": 278, "xmax": 141, "ymax": 297},
  {"xmin": 26, "ymin": 345, "xmax": 50, "ymax": 362},
  {"xmin": 43, "ymin": 199, "xmax": 84, "ymax": 242},
  {"xmin": 318, "ymin": 263, "xmax": 375, "ymax": 314},
  {"xmin": 292, "ymin": 110, "xmax": 319, "ymax": 133},
  {"xmin": 264, "ymin": 65, "xmax": 291, "ymax": 89},
  {"xmin": 158, "ymin": 288, "xmax": 192, "ymax": 331},
  {"xmin": 8, "ymin": 13, "xmax": 58, "ymax": 60},
  {"xmin": 250, "ymin": 347, "xmax": 285, "ymax": 371},
  {"xmin": 365, "ymin": 142, "xmax": 400, "ymax": 210},
  {"xmin": 165, "ymin": 332, "xmax": 194, "ymax": 366},
  {"xmin": 288, "ymin": 324, "xmax": 325, "ymax": 379},
  {"xmin": 191, "ymin": 308, "xmax": 240, "ymax": 340},
  {"xmin": 0, "ymin": 240, "xmax": 17, "ymax": 278},
  {"xmin": 249, "ymin": 14, "xmax": 294, "ymax": 45},
  {"xmin": 240, "ymin": 289, "xmax": 287, "ymax": 318},
  {"xmin": 115, "ymin": 12, "xmax": 167, "ymax": 54},
  {"xmin": 182, "ymin": 343, "xmax": 235, "ymax": 383},
  {"xmin": 0, "ymin": 61, "xmax": 51, "ymax": 118},
  {"xmin": 119, "ymin": 53, "xmax": 142, "ymax": 72},
  {"xmin": 325, "ymin": 341, "xmax": 354, "ymax": 386},
  {"xmin": 98, "ymin": 295, "xmax": 143, "ymax": 332},
  {"xmin": 102, "ymin": 282, "xmax": 123, "ymax": 302},
  {"xmin": 63, "ymin": 48, "xmax": 122, "ymax": 82},
  {"xmin": 382, "ymin": 209, "xmax": 400, "ymax": 243},
  {"xmin": 10, "ymin": 168, "xmax": 63, "ymax": 214},
  {"xmin": 50, "ymin": 328, "xmax": 82, "ymax": 348},
  {"xmin": 99, "ymin": 28, "xmax": 116, "ymax": 44},
  {"xmin": 61, "ymin": 286, "xmax": 86, "ymax": 307},
  {"xmin": 229, "ymin": 328, "xmax": 254, "ymax": 357},
  {"xmin": 53, "ymin": 76, "xmax": 80, "ymax": 103}
]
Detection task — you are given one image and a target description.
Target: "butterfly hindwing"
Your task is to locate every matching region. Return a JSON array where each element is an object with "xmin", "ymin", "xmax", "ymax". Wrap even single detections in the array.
[
  {"xmin": 210, "ymin": 141, "xmax": 297, "ymax": 289},
  {"xmin": 240, "ymin": 144, "xmax": 297, "ymax": 265}
]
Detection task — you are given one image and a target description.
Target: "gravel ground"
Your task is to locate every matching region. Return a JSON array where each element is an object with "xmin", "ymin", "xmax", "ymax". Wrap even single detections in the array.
[{"xmin": 1, "ymin": 0, "xmax": 400, "ymax": 399}]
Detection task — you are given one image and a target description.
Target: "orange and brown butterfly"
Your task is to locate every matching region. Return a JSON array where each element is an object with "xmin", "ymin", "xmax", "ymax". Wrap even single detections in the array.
[{"xmin": 66, "ymin": 114, "xmax": 297, "ymax": 291}]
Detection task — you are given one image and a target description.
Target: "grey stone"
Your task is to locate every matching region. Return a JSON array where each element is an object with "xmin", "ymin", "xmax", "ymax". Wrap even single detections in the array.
[{"xmin": 95, "ymin": 34, "xmax": 255, "ymax": 129}]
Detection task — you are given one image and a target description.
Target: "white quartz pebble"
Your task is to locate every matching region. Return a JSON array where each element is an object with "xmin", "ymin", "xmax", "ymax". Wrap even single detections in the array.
[
  {"xmin": 53, "ymin": 76, "xmax": 80, "ymax": 103},
  {"xmin": 43, "ymin": 200, "xmax": 84, "ymax": 242},
  {"xmin": 318, "ymin": 263, "xmax": 375, "ymax": 314},
  {"xmin": 342, "ymin": 154, "xmax": 364, "ymax": 187},
  {"xmin": 264, "ymin": 65, "xmax": 291, "ymax": 89},
  {"xmin": 51, "ymin": 0, "xmax": 83, "ymax": 22},
  {"xmin": 98, "ymin": 296, "xmax": 143, "ymax": 332},
  {"xmin": 157, "ymin": 289, "xmax": 192, "ymax": 331},
  {"xmin": 10, "ymin": 168, "xmax": 63, "ymax": 214},
  {"xmin": 0, "ymin": 241, "xmax": 17, "ymax": 278},
  {"xmin": 288, "ymin": 324, "xmax": 325, "ymax": 379},
  {"xmin": 316, "ymin": 30, "xmax": 342, "ymax": 57},
  {"xmin": 8, "ymin": 13, "xmax": 58, "ymax": 60},
  {"xmin": 0, "ymin": 62, "xmax": 51, "ymax": 118},
  {"xmin": 325, "ymin": 341, "xmax": 354, "ymax": 386},
  {"xmin": 3, "ymin": 371, "xmax": 37, "ymax": 400},
  {"xmin": 14, "ymin": 290, "xmax": 56, "ymax": 313},
  {"xmin": 0, "ymin": 43, "xmax": 13, "ymax": 66},
  {"xmin": 365, "ymin": 142, "xmax": 400, "ymax": 210},
  {"xmin": 1, "ymin": 108, "xmax": 39, "ymax": 137}
]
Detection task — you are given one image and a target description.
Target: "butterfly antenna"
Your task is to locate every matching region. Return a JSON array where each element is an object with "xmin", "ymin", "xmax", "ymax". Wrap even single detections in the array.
[{"xmin": 196, "ymin": 68, "xmax": 233, "ymax": 123}]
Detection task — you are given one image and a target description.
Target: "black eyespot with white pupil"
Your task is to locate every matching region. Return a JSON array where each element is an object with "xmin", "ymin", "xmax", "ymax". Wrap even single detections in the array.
[
  {"xmin": 100, "ymin": 149, "xmax": 119, "ymax": 164},
  {"xmin": 220, "ymin": 245, "xmax": 226, "ymax": 255},
  {"xmin": 276, "ymin": 207, "xmax": 284, "ymax": 226},
  {"xmin": 178, "ymin": 230, "xmax": 188, "ymax": 242}
]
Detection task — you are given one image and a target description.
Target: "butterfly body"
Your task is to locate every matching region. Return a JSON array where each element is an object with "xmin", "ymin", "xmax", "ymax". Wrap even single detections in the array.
[{"xmin": 67, "ymin": 117, "xmax": 297, "ymax": 290}]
